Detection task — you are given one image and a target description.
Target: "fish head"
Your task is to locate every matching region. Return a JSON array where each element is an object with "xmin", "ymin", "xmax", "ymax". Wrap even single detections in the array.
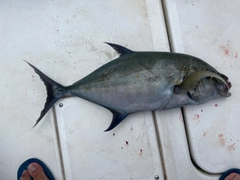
[
  {"xmin": 215, "ymin": 73, "xmax": 232, "ymax": 97},
  {"xmin": 187, "ymin": 73, "xmax": 231, "ymax": 103}
]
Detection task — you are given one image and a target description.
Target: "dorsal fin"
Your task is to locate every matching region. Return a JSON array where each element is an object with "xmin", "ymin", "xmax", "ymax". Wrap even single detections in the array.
[
  {"xmin": 105, "ymin": 42, "xmax": 134, "ymax": 56},
  {"xmin": 104, "ymin": 110, "xmax": 128, "ymax": 131}
]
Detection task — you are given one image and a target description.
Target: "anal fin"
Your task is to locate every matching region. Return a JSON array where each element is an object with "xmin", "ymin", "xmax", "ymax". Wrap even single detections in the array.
[{"xmin": 104, "ymin": 110, "xmax": 128, "ymax": 132}]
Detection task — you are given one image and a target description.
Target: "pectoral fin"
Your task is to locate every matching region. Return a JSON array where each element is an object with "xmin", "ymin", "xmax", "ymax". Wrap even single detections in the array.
[
  {"xmin": 104, "ymin": 110, "xmax": 128, "ymax": 132},
  {"xmin": 174, "ymin": 71, "xmax": 229, "ymax": 94}
]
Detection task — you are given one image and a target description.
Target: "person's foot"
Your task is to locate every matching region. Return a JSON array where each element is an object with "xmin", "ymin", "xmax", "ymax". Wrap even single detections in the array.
[
  {"xmin": 224, "ymin": 173, "xmax": 240, "ymax": 180},
  {"xmin": 19, "ymin": 161, "xmax": 240, "ymax": 180},
  {"xmin": 20, "ymin": 162, "xmax": 49, "ymax": 180}
]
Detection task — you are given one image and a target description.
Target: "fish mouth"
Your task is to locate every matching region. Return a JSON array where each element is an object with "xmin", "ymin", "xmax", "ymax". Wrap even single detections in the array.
[{"xmin": 216, "ymin": 74, "xmax": 232, "ymax": 97}]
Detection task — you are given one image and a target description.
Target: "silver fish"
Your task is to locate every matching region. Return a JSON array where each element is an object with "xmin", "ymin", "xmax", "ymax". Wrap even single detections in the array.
[{"xmin": 26, "ymin": 43, "xmax": 231, "ymax": 131}]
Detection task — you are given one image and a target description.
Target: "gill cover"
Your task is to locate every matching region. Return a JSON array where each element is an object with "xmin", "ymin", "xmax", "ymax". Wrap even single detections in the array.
[{"xmin": 174, "ymin": 71, "xmax": 229, "ymax": 94}]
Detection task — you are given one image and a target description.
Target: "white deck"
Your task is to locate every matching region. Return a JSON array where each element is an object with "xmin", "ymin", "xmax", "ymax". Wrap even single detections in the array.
[{"xmin": 0, "ymin": 0, "xmax": 239, "ymax": 179}]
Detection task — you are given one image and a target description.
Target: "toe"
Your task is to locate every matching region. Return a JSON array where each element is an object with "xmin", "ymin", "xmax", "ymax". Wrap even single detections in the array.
[
  {"xmin": 28, "ymin": 163, "xmax": 49, "ymax": 180},
  {"xmin": 20, "ymin": 169, "xmax": 31, "ymax": 180},
  {"xmin": 225, "ymin": 173, "xmax": 240, "ymax": 180}
]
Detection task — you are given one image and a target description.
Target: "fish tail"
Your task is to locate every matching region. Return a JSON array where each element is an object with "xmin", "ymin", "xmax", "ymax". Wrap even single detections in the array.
[{"xmin": 25, "ymin": 61, "xmax": 67, "ymax": 128}]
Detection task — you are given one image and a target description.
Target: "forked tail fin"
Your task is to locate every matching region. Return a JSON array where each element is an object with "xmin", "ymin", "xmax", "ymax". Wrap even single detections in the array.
[{"xmin": 25, "ymin": 61, "xmax": 67, "ymax": 128}]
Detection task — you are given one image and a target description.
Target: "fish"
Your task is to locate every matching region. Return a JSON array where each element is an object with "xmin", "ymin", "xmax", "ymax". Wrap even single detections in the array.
[{"xmin": 25, "ymin": 43, "xmax": 232, "ymax": 131}]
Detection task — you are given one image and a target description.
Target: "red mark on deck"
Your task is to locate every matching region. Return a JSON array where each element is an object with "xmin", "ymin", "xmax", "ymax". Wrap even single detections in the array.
[
  {"xmin": 227, "ymin": 143, "xmax": 236, "ymax": 152},
  {"xmin": 220, "ymin": 44, "xmax": 238, "ymax": 59},
  {"xmin": 235, "ymin": 52, "xmax": 238, "ymax": 58},
  {"xmin": 214, "ymin": 104, "xmax": 218, "ymax": 107},
  {"xmin": 224, "ymin": 48, "xmax": 230, "ymax": 55},
  {"xmin": 218, "ymin": 134, "xmax": 225, "ymax": 147},
  {"xmin": 220, "ymin": 46, "xmax": 230, "ymax": 55},
  {"xmin": 193, "ymin": 114, "xmax": 200, "ymax": 120}
]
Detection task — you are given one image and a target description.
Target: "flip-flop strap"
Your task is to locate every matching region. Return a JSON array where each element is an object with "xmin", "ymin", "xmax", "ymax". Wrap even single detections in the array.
[
  {"xmin": 17, "ymin": 158, "xmax": 55, "ymax": 180},
  {"xmin": 219, "ymin": 168, "xmax": 240, "ymax": 180}
]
